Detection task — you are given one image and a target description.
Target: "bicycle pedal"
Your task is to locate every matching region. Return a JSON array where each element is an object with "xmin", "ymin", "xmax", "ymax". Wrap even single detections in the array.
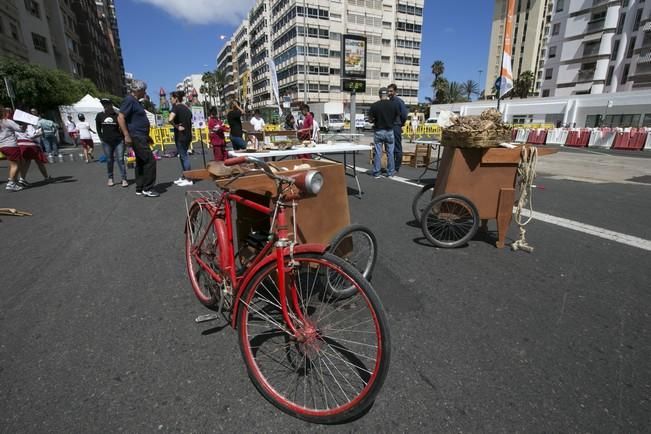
[{"xmin": 195, "ymin": 313, "xmax": 220, "ymax": 323}]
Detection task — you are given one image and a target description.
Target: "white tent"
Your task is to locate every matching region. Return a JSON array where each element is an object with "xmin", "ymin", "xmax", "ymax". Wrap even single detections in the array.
[{"xmin": 59, "ymin": 94, "xmax": 103, "ymax": 143}]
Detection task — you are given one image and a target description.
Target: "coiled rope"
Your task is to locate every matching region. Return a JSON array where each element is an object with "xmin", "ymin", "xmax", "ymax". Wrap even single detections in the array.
[{"xmin": 511, "ymin": 146, "xmax": 538, "ymax": 253}]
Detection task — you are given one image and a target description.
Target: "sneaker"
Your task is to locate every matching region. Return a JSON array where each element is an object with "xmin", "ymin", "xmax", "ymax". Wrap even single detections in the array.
[
  {"xmin": 121, "ymin": 179, "xmax": 128, "ymax": 188},
  {"xmin": 5, "ymin": 182, "xmax": 23, "ymax": 191},
  {"xmin": 107, "ymin": 178, "xmax": 115, "ymax": 187},
  {"xmin": 176, "ymin": 179, "xmax": 193, "ymax": 187},
  {"xmin": 44, "ymin": 176, "xmax": 54, "ymax": 183},
  {"xmin": 173, "ymin": 177, "xmax": 184, "ymax": 185},
  {"xmin": 17, "ymin": 178, "xmax": 31, "ymax": 187},
  {"xmin": 135, "ymin": 190, "xmax": 143, "ymax": 196},
  {"xmin": 372, "ymin": 173, "xmax": 381, "ymax": 178},
  {"xmin": 383, "ymin": 173, "xmax": 395, "ymax": 178},
  {"xmin": 142, "ymin": 190, "xmax": 160, "ymax": 197}
]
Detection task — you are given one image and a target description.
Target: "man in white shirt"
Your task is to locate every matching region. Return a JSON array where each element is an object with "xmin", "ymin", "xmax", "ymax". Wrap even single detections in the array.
[{"xmin": 250, "ymin": 110, "xmax": 265, "ymax": 131}]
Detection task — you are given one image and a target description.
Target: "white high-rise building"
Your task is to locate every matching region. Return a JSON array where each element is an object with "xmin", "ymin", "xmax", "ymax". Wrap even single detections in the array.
[
  {"xmin": 542, "ymin": 0, "xmax": 651, "ymax": 97},
  {"xmin": 217, "ymin": 0, "xmax": 424, "ymax": 112}
]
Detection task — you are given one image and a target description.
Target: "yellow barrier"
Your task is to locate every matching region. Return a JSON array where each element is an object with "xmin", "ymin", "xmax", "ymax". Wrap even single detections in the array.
[{"xmin": 402, "ymin": 124, "xmax": 442, "ymax": 140}]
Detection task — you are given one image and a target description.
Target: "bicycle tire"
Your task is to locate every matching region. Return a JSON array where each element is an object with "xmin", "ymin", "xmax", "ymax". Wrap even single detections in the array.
[
  {"xmin": 421, "ymin": 194, "xmax": 479, "ymax": 248},
  {"xmin": 185, "ymin": 200, "xmax": 228, "ymax": 306},
  {"xmin": 327, "ymin": 224, "xmax": 378, "ymax": 289},
  {"xmin": 411, "ymin": 182, "xmax": 436, "ymax": 223},
  {"xmin": 237, "ymin": 252, "xmax": 391, "ymax": 424}
]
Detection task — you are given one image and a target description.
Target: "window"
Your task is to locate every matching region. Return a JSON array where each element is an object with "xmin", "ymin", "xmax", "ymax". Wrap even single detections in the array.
[
  {"xmin": 24, "ymin": 0, "xmax": 41, "ymax": 18},
  {"xmin": 544, "ymin": 68, "xmax": 553, "ymax": 79},
  {"xmin": 552, "ymin": 23, "xmax": 560, "ymax": 35},
  {"xmin": 606, "ymin": 65, "xmax": 614, "ymax": 85},
  {"xmin": 633, "ymin": 9, "xmax": 643, "ymax": 31},
  {"xmin": 542, "ymin": 89, "xmax": 550, "ymax": 97},
  {"xmin": 627, "ymin": 37, "xmax": 636, "ymax": 58},
  {"xmin": 622, "ymin": 64, "xmax": 630, "ymax": 83},
  {"xmin": 31, "ymin": 33, "xmax": 48, "ymax": 52},
  {"xmin": 382, "ymin": 21, "xmax": 392, "ymax": 29},
  {"xmin": 549, "ymin": 46, "xmax": 556, "ymax": 58},
  {"xmin": 616, "ymin": 13, "xmax": 626, "ymax": 35},
  {"xmin": 556, "ymin": 0, "xmax": 564, "ymax": 12},
  {"xmin": 10, "ymin": 22, "xmax": 19, "ymax": 40},
  {"xmin": 611, "ymin": 40, "xmax": 620, "ymax": 60}
]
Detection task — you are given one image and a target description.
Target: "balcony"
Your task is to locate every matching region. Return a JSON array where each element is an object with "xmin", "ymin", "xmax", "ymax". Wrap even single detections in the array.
[
  {"xmin": 582, "ymin": 44, "xmax": 601, "ymax": 57},
  {"xmin": 577, "ymin": 69, "xmax": 596, "ymax": 81},
  {"xmin": 592, "ymin": 0, "xmax": 608, "ymax": 6},
  {"xmin": 586, "ymin": 19, "xmax": 605, "ymax": 32}
]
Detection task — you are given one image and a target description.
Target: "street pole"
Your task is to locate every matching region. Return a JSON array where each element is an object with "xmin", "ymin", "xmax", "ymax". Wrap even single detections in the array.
[
  {"xmin": 478, "ymin": 69, "xmax": 483, "ymax": 98},
  {"xmin": 302, "ymin": 0, "xmax": 308, "ymax": 105},
  {"xmin": 350, "ymin": 89, "xmax": 356, "ymax": 134}
]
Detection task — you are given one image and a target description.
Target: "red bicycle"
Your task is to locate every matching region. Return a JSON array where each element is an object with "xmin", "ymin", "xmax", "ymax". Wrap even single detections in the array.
[{"xmin": 184, "ymin": 156, "xmax": 391, "ymax": 423}]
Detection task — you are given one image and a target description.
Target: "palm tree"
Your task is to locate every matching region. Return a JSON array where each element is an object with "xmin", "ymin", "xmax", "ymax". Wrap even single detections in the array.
[
  {"xmin": 512, "ymin": 71, "xmax": 535, "ymax": 98},
  {"xmin": 447, "ymin": 81, "xmax": 465, "ymax": 103},
  {"xmin": 460, "ymin": 80, "xmax": 480, "ymax": 101},
  {"xmin": 431, "ymin": 60, "xmax": 445, "ymax": 101},
  {"xmin": 434, "ymin": 77, "xmax": 449, "ymax": 104}
]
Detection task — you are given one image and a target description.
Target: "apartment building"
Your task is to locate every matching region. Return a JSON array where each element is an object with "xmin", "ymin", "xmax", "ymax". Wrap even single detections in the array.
[
  {"xmin": 0, "ymin": 0, "xmax": 125, "ymax": 96},
  {"xmin": 541, "ymin": 0, "xmax": 651, "ymax": 97},
  {"xmin": 217, "ymin": 0, "xmax": 424, "ymax": 111},
  {"xmin": 485, "ymin": 0, "xmax": 553, "ymax": 97},
  {"xmin": 217, "ymin": 39, "xmax": 238, "ymax": 102}
]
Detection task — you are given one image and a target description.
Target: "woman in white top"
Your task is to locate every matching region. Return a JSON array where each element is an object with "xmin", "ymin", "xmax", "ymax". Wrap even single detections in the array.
[
  {"xmin": 0, "ymin": 107, "xmax": 24, "ymax": 191},
  {"xmin": 250, "ymin": 110, "xmax": 266, "ymax": 131},
  {"xmin": 77, "ymin": 113, "xmax": 96, "ymax": 163},
  {"xmin": 410, "ymin": 112, "xmax": 419, "ymax": 140}
]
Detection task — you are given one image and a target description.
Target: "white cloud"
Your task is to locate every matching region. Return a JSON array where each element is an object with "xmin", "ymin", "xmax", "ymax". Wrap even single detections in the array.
[{"xmin": 135, "ymin": 0, "xmax": 255, "ymax": 25}]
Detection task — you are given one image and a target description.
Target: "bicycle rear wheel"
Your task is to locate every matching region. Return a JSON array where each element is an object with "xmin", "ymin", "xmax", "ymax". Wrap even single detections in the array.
[
  {"xmin": 185, "ymin": 200, "xmax": 228, "ymax": 307},
  {"xmin": 327, "ymin": 224, "xmax": 377, "ymax": 286},
  {"xmin": 237, "ymin": 252, "xmax": 391, "ymax": 424}
]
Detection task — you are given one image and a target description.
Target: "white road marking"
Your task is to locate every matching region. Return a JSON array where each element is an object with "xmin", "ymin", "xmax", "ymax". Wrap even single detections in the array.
[{"xmin": 354, "ymin": 165, "xmax": 651, "ymax": 252}]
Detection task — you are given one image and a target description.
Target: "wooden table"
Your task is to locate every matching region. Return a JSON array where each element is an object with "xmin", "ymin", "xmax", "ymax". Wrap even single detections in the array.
[{"xmin": 229, "ymin": 143, "xmax": 372, "ymax": 197}]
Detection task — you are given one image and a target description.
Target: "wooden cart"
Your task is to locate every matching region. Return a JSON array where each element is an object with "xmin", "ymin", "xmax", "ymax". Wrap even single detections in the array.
[{"xmin": 421, "ymin": 144, "xmax": 556, "ymax": 248}]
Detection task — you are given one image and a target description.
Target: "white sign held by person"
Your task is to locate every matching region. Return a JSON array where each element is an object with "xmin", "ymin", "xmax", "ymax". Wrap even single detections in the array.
[{"xmin": 12, "ymin": 109, "xmax": 39, "ymax": 125}]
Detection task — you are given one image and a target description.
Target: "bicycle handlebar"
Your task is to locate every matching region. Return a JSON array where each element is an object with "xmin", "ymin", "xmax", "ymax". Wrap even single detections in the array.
[{"xmin": 224, "ymin": 155, "xmax": 285, "ymax": 181}]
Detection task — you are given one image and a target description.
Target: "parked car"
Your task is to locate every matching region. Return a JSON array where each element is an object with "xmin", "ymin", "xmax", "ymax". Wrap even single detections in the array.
[{"xmin": 425, "ymin": 118, "xmax": 437, "ymax": 124}]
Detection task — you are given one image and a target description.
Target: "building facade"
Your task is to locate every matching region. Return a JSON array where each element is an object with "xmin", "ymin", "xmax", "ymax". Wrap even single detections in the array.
[
  {"xmin": 0, "ymin": 0, "xmax": 125, "ymax": 96},
  {"xmin": 541, "ymin": 0, "xmax": 651, "ymax": 97},
  {"xmin": 485, "ymin": 0, "xmax": 553, "ymax": 98},
  {"xmin": 216, "ymin": 0, "xmax": 424, "ymax": 112}
]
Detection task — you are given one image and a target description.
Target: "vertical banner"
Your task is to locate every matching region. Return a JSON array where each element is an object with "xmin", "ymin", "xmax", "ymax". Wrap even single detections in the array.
[
  {"xmin": 499, "ymin": 0, "xmax": 516, "ymax": 99},
  {"xmin": 267, "ymin": 58, "xmax": 282, "ymax": 116}
]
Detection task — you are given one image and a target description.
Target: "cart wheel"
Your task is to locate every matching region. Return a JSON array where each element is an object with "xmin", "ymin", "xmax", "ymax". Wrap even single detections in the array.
[
  {"xmin": 421, "ymin": 194, "xmax": 479, "ymax": 248},
  {"xmin": 327, "ymin": 224, "xmax": 377, "ymax": 282},
  {"xmin": 411, "ymin": 181, "xmax": 436, "ymax": 223}
]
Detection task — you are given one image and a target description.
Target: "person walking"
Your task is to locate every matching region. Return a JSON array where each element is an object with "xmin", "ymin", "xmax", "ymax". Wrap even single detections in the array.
[
  {"xmin": 35, "ymin": 110, "xmax": 61, "ymax": 159},
  {"xmin": 0, "ymin": 106, "xmax": 25, "ymax": 191},
  {"xmin": 207, "ymin": 107, "xmax": 229, "ymax": 162},
  {"xmin": 168, "ymin": 91, "xmax": 194, "ymax": 186},
  {"xmin": 117, "ymin": 80, "xmax": 158, "ymax": 197},
  {"xmin": 297, "ymin": 105, "xmax": 313, "ymax": 142},
  {"xmin": 387, "ymin": 84, "xmax": 408, "ymax": 173},
  {"xmin": 96, "ymin": 98, "xmax": 127, "ymax": 187},
  {"xmin": 410, "ymin": 110, "xmax": 420, "ymax": 140},
  {"xmin": 369, "ymin": 88, "xmax": 399, "ymax": 178},
  {"xmin": 250, "ymin": 110, "xmax": 265, "ymax": 131},
  {"xmin": 16, "ymin": 121, "xmax": 52, "ymax": 186},
  {"xmin": 65, "ymin": 115, "xmax": 79, "ymax": 147},
  {"xmin": 226, "ymin": 100, "xmax": 246, "ymax": 150},
  {"xmin": 77, "ymin": 114, "xmax": 95, "ymax": 163}
]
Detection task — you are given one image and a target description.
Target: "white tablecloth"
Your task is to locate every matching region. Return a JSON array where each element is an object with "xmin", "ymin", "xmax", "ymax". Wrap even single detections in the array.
[{"xmin": 229, "ymin": 143, "xmax": 371, "ymax": 159}]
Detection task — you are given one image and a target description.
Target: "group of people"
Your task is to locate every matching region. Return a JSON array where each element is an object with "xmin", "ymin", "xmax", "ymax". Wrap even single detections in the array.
[{"xmin": 369, "ymin": 83, "xmax": 409, "ymax": 178}]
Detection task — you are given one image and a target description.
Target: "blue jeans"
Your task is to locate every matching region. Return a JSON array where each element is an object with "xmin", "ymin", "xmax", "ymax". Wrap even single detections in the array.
[
  {"xmin": 230, "ymin": 136, "xmax": 246, "ymax": 150},
  {"xmin": 372, "ymin": 129, "xmax": 395, "ymax": 176},
  {"xmin": 42, "ymin": 134, "xmax": 59, "ymax": 155},
  {"xmin": 176, "ymin": 138, "xmax": 191, "ymax": 172},
  {"xmin": 102, "ymin": 141, "xmax": 126, "ymax": 180},
  {"xmin": 393, "ymin": 125, "xmax": 403, "ymax": 171}
]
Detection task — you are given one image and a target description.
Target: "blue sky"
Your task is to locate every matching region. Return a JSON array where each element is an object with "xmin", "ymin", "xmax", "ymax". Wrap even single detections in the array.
[{"xmin": 116, "ymin": 0, "xmax": 494, "ymax": 102}]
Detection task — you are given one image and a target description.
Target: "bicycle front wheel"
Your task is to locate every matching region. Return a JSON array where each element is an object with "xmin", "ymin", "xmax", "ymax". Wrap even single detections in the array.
[
  {"xmin": 237, "ymin": 252, "xmax": 391, "ymax": 424},
  {"xmin": 185, "ymin": 200, "xmax": 228, "ymax": 306}
]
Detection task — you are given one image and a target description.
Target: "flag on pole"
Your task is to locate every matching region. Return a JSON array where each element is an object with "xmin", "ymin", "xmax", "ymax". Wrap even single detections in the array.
[
  {"xmin": 266, "ymin": 58, "xmax": 283, "ymax": 117},
  {"xmin": 498, "ymin": 0, "xmax": 516, "ymax": 99}
]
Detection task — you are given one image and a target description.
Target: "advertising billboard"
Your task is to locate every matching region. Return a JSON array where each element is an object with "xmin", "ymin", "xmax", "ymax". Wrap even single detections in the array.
[{"xmin": 342, "ymin": 34, "xmax": 367, "ymax": 79}]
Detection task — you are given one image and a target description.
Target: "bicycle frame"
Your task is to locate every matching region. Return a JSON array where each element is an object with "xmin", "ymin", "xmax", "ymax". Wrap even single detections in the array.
[{"xmin": 189, "ymin": 186, "xmax": 327, "ymax": 334}]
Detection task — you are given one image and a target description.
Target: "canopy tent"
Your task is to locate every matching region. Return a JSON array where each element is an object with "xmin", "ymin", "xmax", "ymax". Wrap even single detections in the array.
[{"xmin": 59, "ymin": 94, "xmax": 104, "ymax": 143}]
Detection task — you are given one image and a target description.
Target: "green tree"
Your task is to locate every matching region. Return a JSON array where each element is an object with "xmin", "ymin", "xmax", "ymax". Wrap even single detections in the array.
[
  {"xmin": 512, "ymin": 70, "xmax": 534, "ymax": 99},
  {"xmin": 434, "ymin": 77, "xmax": 449, "ymax": 104},
  {"xmin": 430, "ymin": 60, "xmax": 445, "ymax": 101},
  {"xmin": 0, "ymin": 56, "xmax": 120, "ymax": 112},
  {"xmin": 447, "ymin": 81, "xmax": 466, "ymax": 103},
  {"xmin": 460, "ymin": 80, "xmax": 480, "ymax": 101}
]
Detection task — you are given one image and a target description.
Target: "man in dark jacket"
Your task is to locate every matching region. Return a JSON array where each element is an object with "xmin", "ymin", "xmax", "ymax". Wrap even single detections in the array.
[
  {"xmin": 96, "ymin": 98, "xmax": 127, "ymax": 187},
  {"xmin": 387, "ymin": 83, "xmax": 408, "ymax": 173},
  {"xmin": 118, "ymin": 80, "xmax": 158, "ymax": 197},
  {"xmin": 369, "ymin": 88, "xmax": 400, "ymax": 178}
]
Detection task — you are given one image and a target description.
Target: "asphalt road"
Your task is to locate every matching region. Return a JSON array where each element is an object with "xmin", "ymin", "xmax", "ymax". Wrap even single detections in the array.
[{"xmin": 1, "ymin": 146, "xmax": 650, "ymax": 432}]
